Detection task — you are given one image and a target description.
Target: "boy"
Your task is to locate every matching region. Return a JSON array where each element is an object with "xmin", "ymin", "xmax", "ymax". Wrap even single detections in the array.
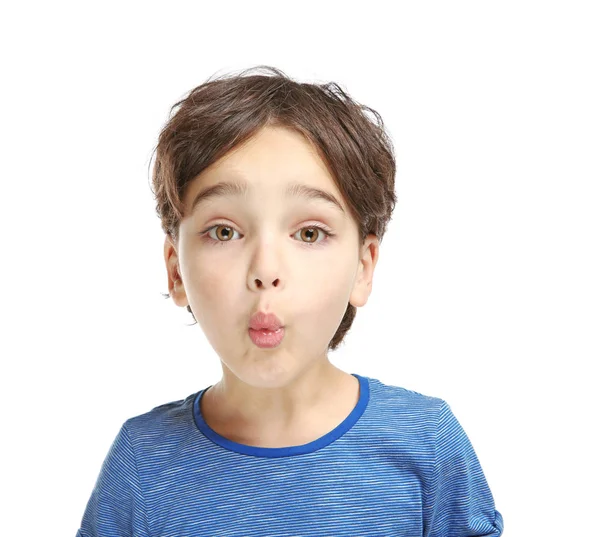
[{"xmin": 76, "ymin": 65, "xmax": 503, "ymax": 536}]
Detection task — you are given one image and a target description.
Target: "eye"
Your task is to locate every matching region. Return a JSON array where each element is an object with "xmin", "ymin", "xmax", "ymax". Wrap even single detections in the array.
[
  {"xmin": 205, "ymin": 224, "xmax": 240, "ymax": 243},
  {"xmin": 293, "ymin": 226, "xmax": 331, "ymax": 245},
  {"xmin": 201, "ymin": 223, "xmax": 335, "ymax": 247}
]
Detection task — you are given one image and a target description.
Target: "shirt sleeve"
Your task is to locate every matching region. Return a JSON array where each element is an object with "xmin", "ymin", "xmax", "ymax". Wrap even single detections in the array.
[
  {"xmin": 76, "ymin": 422, "xmax": 151, "ymax": 537},
  {"xmin": 423, "ymin": 401, "xmax": 504, "ymax": 537}
]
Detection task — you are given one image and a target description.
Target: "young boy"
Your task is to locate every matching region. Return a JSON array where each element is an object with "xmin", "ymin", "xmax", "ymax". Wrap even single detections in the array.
[{"xmin": 76, "ymin": 66, "xmax": 503, "ymax": 536}]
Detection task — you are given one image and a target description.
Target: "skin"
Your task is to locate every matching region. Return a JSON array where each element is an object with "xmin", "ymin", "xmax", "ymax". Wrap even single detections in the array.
[{"xmin": 164, "ymin": 125, "xmax": 379, "ymax": 447}]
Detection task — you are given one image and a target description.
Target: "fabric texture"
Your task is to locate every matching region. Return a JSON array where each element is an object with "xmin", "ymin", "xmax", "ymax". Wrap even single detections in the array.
[{"xmin": 76, "ymin": 374, "xmax": 503, "ymax": 536}]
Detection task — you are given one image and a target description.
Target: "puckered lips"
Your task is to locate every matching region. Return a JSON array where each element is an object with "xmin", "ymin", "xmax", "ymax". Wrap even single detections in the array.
[
  {"xmin": 248, "ymin": 311, "xmax": 285, "ymax": 348},
  {"xmin": 248, "ymin": 311, "xmax": 284, "ymax": 331}
]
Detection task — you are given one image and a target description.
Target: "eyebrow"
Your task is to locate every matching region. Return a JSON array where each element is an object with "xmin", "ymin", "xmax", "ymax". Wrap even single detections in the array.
[{"xmin": 190, "ymin": 180, "xmax": 346, "ymax": 215}]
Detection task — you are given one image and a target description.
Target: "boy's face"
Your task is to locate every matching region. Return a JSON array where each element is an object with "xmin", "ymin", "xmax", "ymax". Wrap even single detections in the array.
[{"xmin": 164, "ymin": 125, "xmax": 379, "ymax": 389}]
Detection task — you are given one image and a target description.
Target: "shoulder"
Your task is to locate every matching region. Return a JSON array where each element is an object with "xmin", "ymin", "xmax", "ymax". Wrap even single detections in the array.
[
  {"xmin": 361, "ymin": 375, "xmax": 449, "ymax": 450},
  {"xmin": 121, "ymin": 390, "xmax": 200, "ymax": 448},
  {"xmin": 365, "ymin": 375, "xmax": 447, "ymax": 417}
]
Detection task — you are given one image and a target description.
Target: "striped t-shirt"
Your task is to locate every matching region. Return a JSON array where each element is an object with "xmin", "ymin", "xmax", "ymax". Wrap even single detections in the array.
[{"xmin": 76, "ymin": 373, "xmax": 504, "ymax": 536}]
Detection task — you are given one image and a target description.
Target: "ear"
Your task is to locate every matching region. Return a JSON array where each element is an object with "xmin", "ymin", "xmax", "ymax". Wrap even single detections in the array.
[
  {"xmin": 349, "ymin": 234, "xmax": 380, "ymax": 308},
  {"xmin": 163, "ymin": 234, "xmax": 189, "ymax": 308}
]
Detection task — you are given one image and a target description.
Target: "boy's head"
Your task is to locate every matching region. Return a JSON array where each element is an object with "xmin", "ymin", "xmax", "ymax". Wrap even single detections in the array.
[{"xmin": 151, "ymin": 66, "xmax": 396, "ymax": 368}]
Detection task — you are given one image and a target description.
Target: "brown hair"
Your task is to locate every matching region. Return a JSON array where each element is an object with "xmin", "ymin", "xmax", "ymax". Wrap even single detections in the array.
[{"xmin": 150, "ymin": 65, "xmax": 397, "ymax": 351}]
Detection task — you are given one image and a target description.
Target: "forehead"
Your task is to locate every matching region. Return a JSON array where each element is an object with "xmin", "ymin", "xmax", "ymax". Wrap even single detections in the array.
[
  {"xmin": 210, "ymin": 126, "xmax": 331, "ymax": 180},
  {"xmin": 186, "ymin": 126, "xmax": 347, "ymax": 215}
]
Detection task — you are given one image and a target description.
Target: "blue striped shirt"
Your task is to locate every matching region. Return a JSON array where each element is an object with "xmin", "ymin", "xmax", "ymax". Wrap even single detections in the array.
[{"xmin": 76, "ymin": 373, "xmax": 503, "ymax": 536}]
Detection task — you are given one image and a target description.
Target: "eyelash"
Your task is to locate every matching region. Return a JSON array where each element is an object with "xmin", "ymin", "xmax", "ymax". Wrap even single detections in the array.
[{"xmin": 200, "ymin": 222, "xmax": 336, "ymax": 248}]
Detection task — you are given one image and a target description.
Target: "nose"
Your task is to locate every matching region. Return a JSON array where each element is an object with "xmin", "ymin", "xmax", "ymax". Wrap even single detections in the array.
[
  {"xmin": 254, "ymin": 277, "xmax": 280, "ymax": 289},
  {"xmin": 249, "ymin": 239, "xmax": 283, "ymax": 290}
]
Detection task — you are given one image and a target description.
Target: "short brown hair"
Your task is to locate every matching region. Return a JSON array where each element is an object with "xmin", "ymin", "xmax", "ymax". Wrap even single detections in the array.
[{"xmin": 150, "ymin": 65, "xmax": 397, "ymax": 351}]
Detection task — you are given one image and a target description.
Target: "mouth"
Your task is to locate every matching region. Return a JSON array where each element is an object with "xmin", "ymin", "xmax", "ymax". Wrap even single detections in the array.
[
  {"xmin": 248, "ymin": 311, "xmax": 284, "ymax": 332},
  {"xmin": 248, "ymin": 326, "xmax": 285, "ymax": 348}
]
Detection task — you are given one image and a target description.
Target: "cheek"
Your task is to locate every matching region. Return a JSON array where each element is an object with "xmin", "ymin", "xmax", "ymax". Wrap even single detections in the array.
[
  {"xmin": 293, "ymin": 256, "xmax": 357, "ymax": 332},
  {"xmin": 301, "ymin": 248, "xmax": 357, "ymax": 292},
  {"xmin": 182, "ymin": 256, "xmax": 240, "ymax": 322},
  {"xmin": 184, "ymin": 256, "xmax": 222, "ymax": 296}
]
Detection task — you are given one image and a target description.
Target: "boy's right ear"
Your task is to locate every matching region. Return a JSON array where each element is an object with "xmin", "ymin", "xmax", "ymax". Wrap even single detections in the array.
[{"xmin": 163, "ymin": 235, "xmax": 187, "ymax": 307}]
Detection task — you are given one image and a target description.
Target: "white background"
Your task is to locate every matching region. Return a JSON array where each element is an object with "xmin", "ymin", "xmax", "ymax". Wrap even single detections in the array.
[{"xmin": 1, "ymin": 1, "xmax": 598, "ymax": 535}]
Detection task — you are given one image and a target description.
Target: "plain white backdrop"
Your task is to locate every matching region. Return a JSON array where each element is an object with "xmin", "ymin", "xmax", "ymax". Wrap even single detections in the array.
[{"xmin": 1, "ymin": 1, "xmax": 598, "ymax": 535}]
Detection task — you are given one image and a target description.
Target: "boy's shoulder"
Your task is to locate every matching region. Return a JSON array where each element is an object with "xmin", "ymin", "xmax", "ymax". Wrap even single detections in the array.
[
  {"xmin": 366, "ymin": 374, "xmax": 446, "ymax": 410},
  {"xmin": 121, "ymin": 389, "xmax": 200, "ymax": 439},
  {"xmin": 357, "ymin": 376, "xmax": 450, "ymax": 453},
  {"xmin": 363, "ymin": 375, "xmax": 451, "ymax": 434}
]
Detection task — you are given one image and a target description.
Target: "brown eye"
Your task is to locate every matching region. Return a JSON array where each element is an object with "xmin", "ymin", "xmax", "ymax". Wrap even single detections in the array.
[
  {"xmin": 213, "ymin": 225, "xmax": 236, "ymax": 241},
  {"xmin": 299, "ymin": 227, "xmax": 319, "ymax": 243}
]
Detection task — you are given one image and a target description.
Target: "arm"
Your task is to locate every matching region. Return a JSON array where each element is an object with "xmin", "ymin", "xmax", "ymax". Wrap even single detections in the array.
[
  {"xmin": 423, "ymin": 401, "xmax": 504, "ymax": 537},
  {"xmin": 76, "ymin": 423, "xmax": 151, "ymax": 537}
]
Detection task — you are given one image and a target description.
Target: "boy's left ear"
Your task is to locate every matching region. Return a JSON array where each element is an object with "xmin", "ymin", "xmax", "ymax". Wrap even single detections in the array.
[{"xmin": 349, "ymin": 234, "xmax": 380, "ymax": 308}]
